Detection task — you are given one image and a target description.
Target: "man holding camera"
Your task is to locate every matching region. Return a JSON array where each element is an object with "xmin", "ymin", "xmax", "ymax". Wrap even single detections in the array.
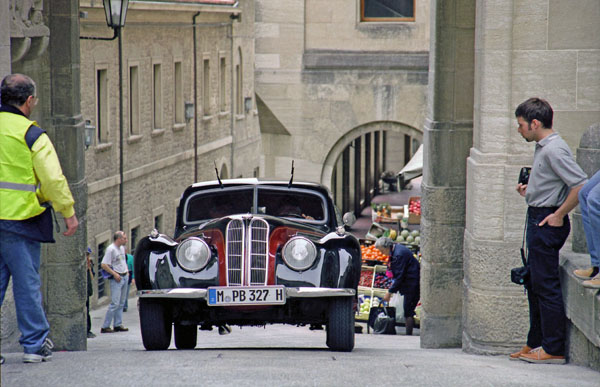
[{"xmin": 512, "ymin": 98, "xmax": 588, "ymax": 364}]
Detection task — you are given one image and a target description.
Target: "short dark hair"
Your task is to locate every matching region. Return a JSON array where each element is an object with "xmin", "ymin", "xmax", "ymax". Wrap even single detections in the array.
[
  {"xmin": 1, "ymin": 74, "xmax": 36, "ymax": 107},
  {"xmin": 515, "ymin": 97, "xmax": 553, "ymax": 129},
  {"xmin": 113, "ymin": 231, "xmax": 125, "ymax": 241}
]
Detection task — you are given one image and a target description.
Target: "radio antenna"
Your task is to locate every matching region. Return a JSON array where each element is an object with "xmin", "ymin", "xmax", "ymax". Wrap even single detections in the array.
[
  {"xmin": 288, "ymin": 160, "xmax": 294, "ymax": 188},
  {"xmin": 214, "ymin": 161, "xmax": 223, "ymax": 188}
]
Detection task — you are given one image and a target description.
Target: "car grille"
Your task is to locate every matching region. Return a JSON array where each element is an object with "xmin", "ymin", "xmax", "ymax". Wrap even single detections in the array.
[{"xmin": 226, "ymin": 218, "xmax": 269, "ymax": 286}]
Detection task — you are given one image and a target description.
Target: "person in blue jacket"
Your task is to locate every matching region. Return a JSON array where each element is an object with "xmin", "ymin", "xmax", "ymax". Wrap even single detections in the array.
[{"xmin": 375, "ymin": 237, "xmax": 420, "ymax": 335}]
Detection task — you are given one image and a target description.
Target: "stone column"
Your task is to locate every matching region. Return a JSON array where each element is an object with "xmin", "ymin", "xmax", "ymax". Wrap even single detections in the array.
[
  {"xmin": 0, "ymin": 0, "xmax": 10, "ymax": 77},
  {"xmin": 420, "ymin": 0, "xmax": 475, "ymax": 348},
  {"xmin": 43, "ymin": 0, "xmax": 87, "ymax": 351}
]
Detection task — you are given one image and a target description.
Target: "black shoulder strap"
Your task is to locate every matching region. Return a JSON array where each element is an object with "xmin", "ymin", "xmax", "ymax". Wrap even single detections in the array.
[
  {"xmin": 25, "ymin": 125, "xmax": 45, "ymax": 150},
  {"xmin": 520, "ymin": 213, "xmax": 528, "ymax": 266}
]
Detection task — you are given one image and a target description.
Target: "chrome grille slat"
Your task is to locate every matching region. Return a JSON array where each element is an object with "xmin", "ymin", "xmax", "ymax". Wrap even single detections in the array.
[
  {"xmin": 248, "ymin": 219, "xmax": 269, "ymax": 285},
  {"xmin": 226, "ymin": 219, "xmax": 244, "ymax": 286},
  {"xmin": 226, "ymin": 217, "xmax": 269, "ymax": 286}
]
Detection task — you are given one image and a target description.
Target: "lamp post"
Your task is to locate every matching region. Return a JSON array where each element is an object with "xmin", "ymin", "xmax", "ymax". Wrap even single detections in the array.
[{"xmin": 81, "ymin": 1, "xmax": 129, "ymax": 230}]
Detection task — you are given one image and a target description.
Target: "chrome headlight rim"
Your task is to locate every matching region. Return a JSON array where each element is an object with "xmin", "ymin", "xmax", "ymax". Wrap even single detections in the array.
[
  {"xmin": 282, "ymin": 236, "xmax": 318, "ymax": 271},
  {"xmin": 176, "ymin": 237, "xmax": 211, "ymax": 272}
]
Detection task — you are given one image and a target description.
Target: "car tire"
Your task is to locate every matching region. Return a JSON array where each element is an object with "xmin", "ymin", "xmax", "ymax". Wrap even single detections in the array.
[
  {"xmin": 326, "ymin": 297, "xmax": 355, "ymax": 352},
  {"xmin": 174, "ymin": 323, "xmax": 197, "ymax": 350},
  {"xmin": 139, "ymin": 299, "xmax": 172, "ymax": 350}
]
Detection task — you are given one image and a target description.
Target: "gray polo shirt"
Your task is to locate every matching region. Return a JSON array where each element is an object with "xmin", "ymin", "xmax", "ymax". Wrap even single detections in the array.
[{"xmin": 526, "ymin": 133, "xmax": 588, "ymax": 207}]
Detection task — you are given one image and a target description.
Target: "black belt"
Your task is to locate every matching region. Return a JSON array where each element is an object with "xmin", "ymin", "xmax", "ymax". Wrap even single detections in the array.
[{"xmin": 527, "ymin": 206, "xmax": 559, "ymax": 215}]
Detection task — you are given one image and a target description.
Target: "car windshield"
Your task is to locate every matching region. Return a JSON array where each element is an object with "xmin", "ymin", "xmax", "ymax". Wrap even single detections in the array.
[
  {"xmin": 258, "ymin": 189, "xmax": 325, "ymax": 221},
  {"xmin": 184, "ymin": 187, "xmax": 327, "ymax": 223},
  {"xmin": 185, "ymin": 189, "xmax": 254, "ymax": 221}
]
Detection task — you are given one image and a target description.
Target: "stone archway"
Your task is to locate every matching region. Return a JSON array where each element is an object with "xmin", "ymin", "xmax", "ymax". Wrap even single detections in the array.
[{"xmin": 321, "ymin": 120, "xmax": 422, "ymax": 215}]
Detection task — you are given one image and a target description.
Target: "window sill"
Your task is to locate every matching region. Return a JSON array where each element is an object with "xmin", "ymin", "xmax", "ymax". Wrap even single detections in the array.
[
  {"xmin": 218, "ymin": 111, "xmax": 230, "ymax": 119},
  {"xmin": 127, "ymin": 134, "xmax": 143, "ymax": 145},
  {"xmin": 151, "ymin": 128, "xmax": 165, "ymax": 138},
  {"xmin": 172, "ymin": 123, "xmax": 186, "ymax": 132},
  {"xmin": 202, "ymin": 115, "xmax": 213, "ymax": 123},
  {"xmin": 94, "ymin": 142, "xmax": 113, "ymax": 153},
  {"xmin": 235, "ymin": 114, "xmax": 245, "ymax": 121}
]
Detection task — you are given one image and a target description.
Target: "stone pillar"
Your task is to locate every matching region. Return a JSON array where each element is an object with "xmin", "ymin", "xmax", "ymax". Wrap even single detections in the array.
[
  {"xmin": 43, "ymin": 0, "xmax": 87, "ymax": 351},
  {"xmin": 420, "ymin": 0, "xmax": 475, "ymax": 348},
  {"xmin": 573, "ymin": 123, "xmax": 600, "ymax": 253},
  {"xmin": 0, "ymin": 0, "xmax": 10, "ymax": 77}
]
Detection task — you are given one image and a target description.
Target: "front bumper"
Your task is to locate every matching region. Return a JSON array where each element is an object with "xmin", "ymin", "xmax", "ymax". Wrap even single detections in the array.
[{"xmin": 137, "ymin": 287, "xmax": 355, "ymax": 299}]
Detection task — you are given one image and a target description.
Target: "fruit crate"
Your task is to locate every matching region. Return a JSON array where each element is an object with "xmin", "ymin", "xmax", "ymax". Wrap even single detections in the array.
[
  {"xmin": 357, "ymin": 265, "xmax": 389, "ymax": 321},
  {"xmin": 408, "ymin": 196, "xmax": 421, "ymax": 224}
]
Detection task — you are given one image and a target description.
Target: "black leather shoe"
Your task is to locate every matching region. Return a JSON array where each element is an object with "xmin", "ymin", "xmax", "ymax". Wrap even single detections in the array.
[{"xmin": 113, "ymin": 326, "xmax": 129, "ymax": 332}]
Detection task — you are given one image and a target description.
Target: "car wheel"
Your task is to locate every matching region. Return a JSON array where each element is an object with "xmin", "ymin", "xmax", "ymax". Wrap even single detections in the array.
[
  {"xmin": 139, "ymin": 299, "xmax": 172, "ymax": 350},
  {"xmin": 174, "ymin": 323, "xmax": 198, "ymax": 350},
  {"xmin": 326, "ymin": 297, "xmax": 355, "ymax": 352}
]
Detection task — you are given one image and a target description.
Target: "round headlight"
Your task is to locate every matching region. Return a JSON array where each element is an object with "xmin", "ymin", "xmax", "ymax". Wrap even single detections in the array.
[
  {"xmin": 176, "ymin": 237, "xmax": 211, "ymax": 272},
  {"xmin": 282, "ymin": 237, "xmax": 318, "ymax": 271}
]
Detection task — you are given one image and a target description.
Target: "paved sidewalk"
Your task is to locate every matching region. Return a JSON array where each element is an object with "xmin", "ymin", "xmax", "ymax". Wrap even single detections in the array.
[{"xmin": 1, "ymin": 295, "xmax": 598, "ymax": 386}]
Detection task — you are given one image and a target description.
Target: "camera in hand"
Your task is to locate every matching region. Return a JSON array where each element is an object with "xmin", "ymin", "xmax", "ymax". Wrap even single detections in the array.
[{"xmin": 518, "ymin": 167, "xmax": 531, "ymax": 185}]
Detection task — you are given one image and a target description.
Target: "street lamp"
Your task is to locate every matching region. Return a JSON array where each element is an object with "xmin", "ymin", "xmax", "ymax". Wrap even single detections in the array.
[
  {"xmin": 103, "ymin": 0, "xmax": 129, "ymax": 29},
  {"xmin": 80, "ymin": 0, "xmax": 130, "ymax": 230}
]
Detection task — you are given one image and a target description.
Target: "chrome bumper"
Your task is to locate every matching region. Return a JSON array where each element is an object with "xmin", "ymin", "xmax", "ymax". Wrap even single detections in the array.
[{"xmin": 137, "ymin": 287, "xmax": 355, "ymax": 299}]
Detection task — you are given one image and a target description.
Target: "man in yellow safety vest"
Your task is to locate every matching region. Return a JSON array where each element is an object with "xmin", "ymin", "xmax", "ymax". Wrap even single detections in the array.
[{"xmin": 0, "ymin": 73, "xmax": 79, "ymax": 364}]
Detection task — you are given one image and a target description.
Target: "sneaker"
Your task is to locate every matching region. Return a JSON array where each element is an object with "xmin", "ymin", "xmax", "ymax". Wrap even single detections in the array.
[
  {"xmin": 1, "ymin": 355, "xmax": 5, "ymax": 365},
  {"xmin": 23, "ymin": 338, "xmax": 53, "ymax": 363},
  {"xmin": 87, "ymin": 331, "xmax": 97, "ymax": 338},
  {"xmin": 509, "ymin": 345, "xmax": 532, "ymax": 361},
  {"xmin": 218, "ymin": 325, "xmax": 231, "ymax": 335},
  {"xmin": 113, "ymin": 326, "xmax": 129, "ymax": 332},
  {"xmin": 574, "ymin": 266, "xmax": 599, "ymax": 280},
  {"xmin": 100, "ymin": 327, "xmax": 114, "ymax": 333},
  {"xmin": 520, "ymin": 347, "xmax": 565, "ymax": 364},
  {"xmin": 582, "ymin": 273, "xmax": 600, "ymax": 289}
]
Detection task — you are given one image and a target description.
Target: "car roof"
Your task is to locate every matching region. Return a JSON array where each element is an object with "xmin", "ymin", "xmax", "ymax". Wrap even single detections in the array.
[{"xmin": 189, "ymin": 178, "xmax": 328, "ymax": 192}]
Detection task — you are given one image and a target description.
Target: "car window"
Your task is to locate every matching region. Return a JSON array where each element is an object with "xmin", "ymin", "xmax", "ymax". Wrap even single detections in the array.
[
  {"xmin": 258, "ymin": 189, "xmax": 325, "ymax": 221},
  {"xmin": 185, "ymin": 189, "xmax": 254, "ymax": 222}
]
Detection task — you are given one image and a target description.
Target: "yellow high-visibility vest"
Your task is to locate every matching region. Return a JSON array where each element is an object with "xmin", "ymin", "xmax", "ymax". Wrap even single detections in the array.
[{"xmin": 0, "ymin": 111, "xmax": 45, "ymax": 220}]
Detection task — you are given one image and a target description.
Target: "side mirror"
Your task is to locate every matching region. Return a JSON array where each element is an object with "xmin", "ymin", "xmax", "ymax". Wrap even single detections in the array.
[{"xmin": 342, "ymin": 212, "xmax": 356, "ymax": 227}]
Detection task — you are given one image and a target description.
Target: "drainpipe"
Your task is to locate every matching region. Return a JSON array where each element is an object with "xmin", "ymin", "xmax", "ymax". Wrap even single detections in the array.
[
  {"xmin": 193, "ymin": 11, "xmax": 200, "ymax": 182},
  {"xmin": 230, "ymin": 20, "xmax": 235, "ymax": 178},
  {"xmin": 118, "ymin": 27, "xmax": 124, "ymax": 230}
]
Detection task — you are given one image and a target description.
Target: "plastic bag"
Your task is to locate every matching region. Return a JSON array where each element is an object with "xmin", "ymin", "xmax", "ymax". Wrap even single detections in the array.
[{"xmin": 390, "ymin": 293, "xmax": 405, "ymax": 324}]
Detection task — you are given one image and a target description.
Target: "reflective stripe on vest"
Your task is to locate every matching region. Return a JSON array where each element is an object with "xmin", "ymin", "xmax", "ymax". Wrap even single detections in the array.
[
  {"xmin": 0, "ymin": 112, "xmax": 45, "ymax": 220},
  {"xmin": 0, "ymin": 181, "xmax": 37, "ymax": 192}
]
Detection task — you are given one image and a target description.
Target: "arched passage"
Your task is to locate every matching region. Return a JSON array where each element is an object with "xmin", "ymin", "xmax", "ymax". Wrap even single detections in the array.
[{"xmin": 321, "ymin": 121, "xmax": 422, "ymax": 215}]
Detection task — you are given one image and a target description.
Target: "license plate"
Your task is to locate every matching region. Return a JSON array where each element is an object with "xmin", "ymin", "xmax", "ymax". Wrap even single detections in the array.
[{"xmin": 207, "ymin": 286, "xmax": 286, "ymax": 306}]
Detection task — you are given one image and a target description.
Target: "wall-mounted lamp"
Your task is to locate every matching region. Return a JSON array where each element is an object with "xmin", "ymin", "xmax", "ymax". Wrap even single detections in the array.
[
  {"xmin": 84, "ymin": 120, "xmax": 95, "ymax": 150},
  {"xmin": 244, "ymin": 97, "xmax": 252, "ymax": 113},
  {"xmin": 80, "ymin": 0, "xmax": 129, "ymax": 40},
  {"xmin": 103, "ymin": 0, "xmax": 129, "ymax": 29},
  {"xmin": 185, "ymin": 101, "xmax": 195, "ymax": 122}
]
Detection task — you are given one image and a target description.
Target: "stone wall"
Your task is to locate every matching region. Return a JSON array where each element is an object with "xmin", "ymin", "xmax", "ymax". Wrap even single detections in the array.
[{"xmin": 255, "ymin": 0, "xmax": 430, "ymax": 185}]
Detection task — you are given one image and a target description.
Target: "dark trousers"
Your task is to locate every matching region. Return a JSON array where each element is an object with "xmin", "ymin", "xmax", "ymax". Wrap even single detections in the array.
[
  {"xmin": 86, "ymin": 295, "xmax": 92, "ymax": 333},
  {"xmin": 526, "ymin": 207, "xmax": 570, "ymax": 356},
  {"xmin": 401, "ymin": 281, "xmax": 420, "ymax": 318}
]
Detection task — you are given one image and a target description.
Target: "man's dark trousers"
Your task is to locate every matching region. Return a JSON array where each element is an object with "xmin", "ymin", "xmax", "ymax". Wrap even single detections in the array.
[{"xmin": 526, "ymin": 207, "xmax": 570, "ymax": 356}]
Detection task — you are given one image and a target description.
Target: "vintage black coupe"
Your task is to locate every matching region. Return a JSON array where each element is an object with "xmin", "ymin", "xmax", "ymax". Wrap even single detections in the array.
[{"xmin": 134, "ymin": 178, "xmax": 361, "ymax": 351}]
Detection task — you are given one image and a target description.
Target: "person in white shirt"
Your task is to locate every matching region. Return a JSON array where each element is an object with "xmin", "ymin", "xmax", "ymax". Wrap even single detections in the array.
[{"xmin": 100, "ymin": 231, "xmax": 130, "ymax": 333}]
